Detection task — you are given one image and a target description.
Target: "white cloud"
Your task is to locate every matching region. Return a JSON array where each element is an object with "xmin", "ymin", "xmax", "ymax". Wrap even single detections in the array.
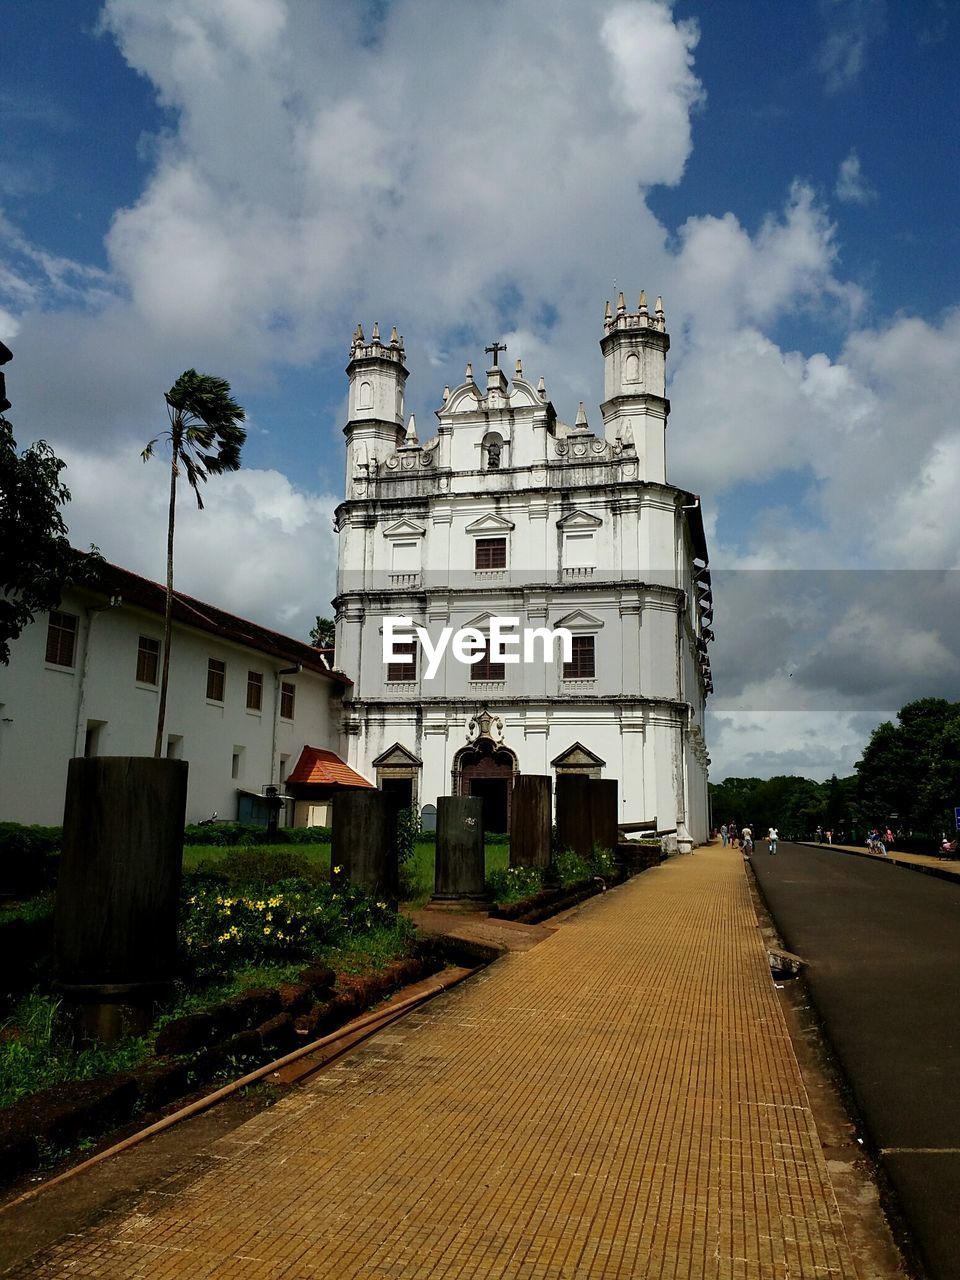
[
  {"xmin": 3, "ymin": 0, "xmax": 959, "ymax": 783},
  {"xmin": 835, "ymin": 149, "xmax": 876, "ymax": 203},
  {"xmin": 817, "ymin": 0, "xmax": 886, "ymax": 93},
  {"xmin": 60, "ymin": 445, "xmax": 339, "ymax": 642}
]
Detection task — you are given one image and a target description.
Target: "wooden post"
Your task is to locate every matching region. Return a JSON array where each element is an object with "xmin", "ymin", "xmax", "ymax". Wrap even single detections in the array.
[
  {"xmin": 556, "ymin": 774, "xmax": 593, "ymax": 857},
  {"xmin": 590, "ymin": 778, "xmax": 619, "ymax": 855},
  {"xmin": 433, "ymin": 796, "xmax": 486, "ymax": 903},
  {"xmin": 331, "ymin": 789, "xmax": 399, "ymax": 904},
  {"xmin": 510, "ymin": 775, "xmax": 552, "ymax": 868},
  {"xmin": 54, "ymin": 757, "xmax": 188, "ymax": 1044}
]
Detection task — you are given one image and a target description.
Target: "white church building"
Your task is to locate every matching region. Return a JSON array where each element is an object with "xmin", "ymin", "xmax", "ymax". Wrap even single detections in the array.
[{"xmin": 333, "ymin": 295, "xmax": 714, "ymax": 847}]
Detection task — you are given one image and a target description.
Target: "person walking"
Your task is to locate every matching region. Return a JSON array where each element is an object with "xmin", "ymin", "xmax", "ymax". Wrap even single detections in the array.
[
  {"xmin": 767, "ymin": 826, "xmax": 779, "ymax": 855},
  {"xmin": 741, "ymin": 824, "xmax": 753, "ymax": 856},
  {"xmin": 720, "ymin": 822, "xmax": 728, "ymax": 848},
  {"xmin": 815, "ymin": 825, "xmax": 823, "ymax": 845}
]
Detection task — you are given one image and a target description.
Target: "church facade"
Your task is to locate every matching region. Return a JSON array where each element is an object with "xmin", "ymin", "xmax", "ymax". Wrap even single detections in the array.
[{"xmin": 332, "ymin": 296, "xmax": 713, "ymax": 847}]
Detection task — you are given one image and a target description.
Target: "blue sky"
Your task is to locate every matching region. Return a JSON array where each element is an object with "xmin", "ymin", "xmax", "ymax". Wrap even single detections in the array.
[{"xmin": 2, "ymin": 0, "xmax": 958, "ymax": 781}]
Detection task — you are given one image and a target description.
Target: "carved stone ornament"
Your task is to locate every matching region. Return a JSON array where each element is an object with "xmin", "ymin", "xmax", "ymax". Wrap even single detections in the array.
[
  {"xmin": 385, "ymin": 455, "xmax": 400, "ymax": 469},
  {"xmin": 591, "ymin": 439, "xmax": 606, "ymax": 453},
  {"xmin": 622, "ymin": 463, "xmax": 637, "ymax": 479},
  {"xmin": 573, "ymin": 442, "xmax": 587, "ymax": 457},
  {"xmin": 466, "ymin": 707, "xmax": 505, "ymax": 748},
  {"xmin": 439, "ymin": 476, "xmax": 449, "ymax": 491},
  {"xmin": 420, "ymin": 452, "xmax": 433, "ymax": 466},
  {"xmin": 555, "ymin": 443, "xmax": 569, "ymax": 457},
  {"xmin": 401, "ymin": 455, "xmax": 415, "ymax": 470}
]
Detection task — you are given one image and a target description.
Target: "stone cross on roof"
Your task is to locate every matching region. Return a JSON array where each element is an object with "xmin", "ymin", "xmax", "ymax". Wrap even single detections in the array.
[{"xmin": 484, "ymin": 341, "xmax": 507, "ymax": 368}]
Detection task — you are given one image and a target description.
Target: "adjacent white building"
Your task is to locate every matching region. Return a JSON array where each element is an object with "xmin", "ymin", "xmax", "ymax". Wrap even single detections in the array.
[
  {"xmin": 0, "ymin": 561, "xmax": 351, "ymax": 826},
  {"xmin": 333, "ymin": 296, "xmax": 714, "ymax": 846}
]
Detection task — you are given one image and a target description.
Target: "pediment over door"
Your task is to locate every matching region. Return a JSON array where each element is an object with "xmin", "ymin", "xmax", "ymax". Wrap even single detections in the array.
[
  {"xmin": 372, "ymin": 743, "xmax": 423, "ymax": 768},
  {"xmin": 551, "ymin": 742, "xmax": 606, "ymax": 769}
]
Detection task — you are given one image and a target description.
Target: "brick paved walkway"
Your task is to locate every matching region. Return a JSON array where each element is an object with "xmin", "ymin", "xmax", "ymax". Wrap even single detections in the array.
[{"xmin": 8, "ymin": 845, "xmax": 859, "ymax": 1278}]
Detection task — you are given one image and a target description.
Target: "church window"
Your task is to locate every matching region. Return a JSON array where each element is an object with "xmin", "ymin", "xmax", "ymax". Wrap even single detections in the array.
[
  {"xmin": 358, "ymin": 380, "xmax": 373, "ymax": 409},
  {"xmin": 563, "ymin": 635, "xmax": 595, "ymax": 680},
  {"xmin": 625, "ymin": 352, "xmax": 641, "ymax": 384},
  {"xmin": 475, "ymin": 537, "xmax": 507, "ymax": 570},
  {"xmin": 206, "ymin": 658, "xmax": 226, "ymax": 702},
  {"xmin": 563, "ymin": 531, "xmax": 595, "ymax": 569},
  {"xmin": 45, "ymin": 610, "xmax": 78, "ymax": 667},
  {"xmin": 387, "ymin": 639, "xmax": 418, "ymax": 682},
  {"xmin": 471, "ymin": 637, "xmax": 506, "ymax": 682},
  {"xmin": 391, "ymin": 540, "xmax": 419, "ymax": 572}
]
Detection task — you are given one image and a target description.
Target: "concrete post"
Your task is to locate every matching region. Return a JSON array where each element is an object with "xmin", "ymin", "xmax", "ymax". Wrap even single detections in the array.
[
  {"xmin": 332, "ymin": 789, "xmax": 399, "ymax": 904},
  {"xmin": 433, "ymin": 796, "xmax": 486, "ymax": 904},
  {"xmin": 510, "ymin": 775, "xmax": 552, "ymax": 868},
  {"xmin": 54, "ymin": 757, "xmax": 188, "ymax": 1044}
]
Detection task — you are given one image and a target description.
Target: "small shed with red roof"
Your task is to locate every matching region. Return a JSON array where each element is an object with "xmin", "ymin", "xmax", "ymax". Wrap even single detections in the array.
[{"xmin": 284, "ymin": 746, "xmax": 374, "ymax": 827}]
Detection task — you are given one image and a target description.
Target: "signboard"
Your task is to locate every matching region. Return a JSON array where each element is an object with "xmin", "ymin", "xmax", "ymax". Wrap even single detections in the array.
[{"xmin": 955, "ymin": 806, "xmax": 960, "ymax": 832}]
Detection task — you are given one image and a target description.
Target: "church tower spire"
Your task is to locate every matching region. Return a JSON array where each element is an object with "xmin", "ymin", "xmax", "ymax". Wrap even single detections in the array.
[
  {"xmin": 344, "ymin": 322, "xmax": 409, "ymax": 487},
  {"xmin": 599, "ymin": 290, "xmax": 670, "ymax": 483}
]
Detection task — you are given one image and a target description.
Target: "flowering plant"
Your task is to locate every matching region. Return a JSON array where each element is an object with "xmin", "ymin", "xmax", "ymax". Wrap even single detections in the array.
[{"xmin": 180, "ymin": 880, "xmax": 398, "ymax": 977}]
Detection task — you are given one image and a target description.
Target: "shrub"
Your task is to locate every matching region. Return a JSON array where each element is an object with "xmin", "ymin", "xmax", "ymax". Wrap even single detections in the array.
[
  {"xmin": 0, "ymin": 824, "xmax": 62, "ymax": 898},
  {"xmin": 183, "ymin": 823, "xmax": 330, "ymax": 848},
  {"xmin": 395, "ymin": 808, "xmax": 418, "ymax": 867},
  {"xmin": 486, "ymin": 864, "xmax": 544, "ymax": 904},
  {"xmin": 180, "ymin": 881, "xmax": 403, "ymax": 979},
  {"xmin": 190, "ymin": 847, "xmax": 324, "ymax": 890}
]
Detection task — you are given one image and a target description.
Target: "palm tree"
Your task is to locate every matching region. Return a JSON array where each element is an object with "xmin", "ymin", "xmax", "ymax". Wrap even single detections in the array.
[{"xmin": 142, "ymin": 371, "xmax": 246, "ymax": 757}]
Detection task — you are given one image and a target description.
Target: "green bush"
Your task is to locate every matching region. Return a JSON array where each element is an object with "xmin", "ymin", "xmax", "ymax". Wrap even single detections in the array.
[
  {"xmin": 188, "ymin": 846, "xmax": 325, "ymax": 890},
  {"xmin": 180, "ymin": 880, "xmax": 404, "ymax": 979},
  {"xmin": 0, "ymin": 823, "xmax": 62, "ymax": 897},
  {"xmin": 183, "ymin": 823, "xmax": 330, "ymax": 847},
  {"xmin": 486, "ymin": 864, "xmax": 544, "ymax": 904},
  {"xmin": 553, "ymin": 849, "xmax": 594, "ymax": 885}
]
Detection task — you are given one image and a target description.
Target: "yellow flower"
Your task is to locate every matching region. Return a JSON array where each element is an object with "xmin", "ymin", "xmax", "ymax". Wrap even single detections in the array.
[
  {"xmin": 263, "ymin": 926, "xmax": 271, "ymax": 935},
  {"xmin": 333, "ymin": 865, "xmax": 342, "ymax": 874},
  {"xmin": 376, "ymin": 901, "xmax": 387, "ymax": 909}
]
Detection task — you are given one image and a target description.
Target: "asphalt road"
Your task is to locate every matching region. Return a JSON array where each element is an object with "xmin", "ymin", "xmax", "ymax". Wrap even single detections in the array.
[{"xmin": 749, "ymin": 842, "xmax": 960, "ymax": 1279}]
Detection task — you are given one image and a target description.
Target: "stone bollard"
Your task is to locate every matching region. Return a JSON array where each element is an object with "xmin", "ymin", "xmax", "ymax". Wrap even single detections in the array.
[
  {"xmin": 331, "ymin": 788, "xmax": 399, "ymax": 905},
  {"xmin": 510, "ymin": 775, "xmax": 552, "ymax": 868},
  {"xmin": 555, "ymin": 774, "xmax": 593, "ymax": 857},
  {"xmin": 432, "ymin": 796, "xmax": 486, "ymax": 905},
  {"xmin": 54, "ymin": 756, "xmax": 188, "ymax": 1045}
]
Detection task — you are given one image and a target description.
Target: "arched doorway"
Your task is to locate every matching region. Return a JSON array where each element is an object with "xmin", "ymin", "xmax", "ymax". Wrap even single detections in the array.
[{"xmin": 453, "ymin": 744, "xmax": 518, "ymax": 834}]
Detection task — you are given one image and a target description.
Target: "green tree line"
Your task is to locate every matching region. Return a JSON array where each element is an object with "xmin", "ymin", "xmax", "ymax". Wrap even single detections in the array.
[{"xmin": 710, "ymin": 698, "xmax": 960, "ymax": 841}]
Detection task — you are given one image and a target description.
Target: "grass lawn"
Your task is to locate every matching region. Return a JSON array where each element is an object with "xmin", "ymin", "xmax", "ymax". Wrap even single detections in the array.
[{"xmin": 182, "ymin": 838, "xmax": 512, "ymax": 905}]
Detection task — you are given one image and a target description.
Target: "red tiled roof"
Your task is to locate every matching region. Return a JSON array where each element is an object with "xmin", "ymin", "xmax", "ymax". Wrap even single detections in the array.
[
  {"xmin": 286, "ymin": 747, "xmax": 374, "ymax": 789},
  {"xmin": 78, "ymin": 557, "xmax": 351, "ymax": 687}
]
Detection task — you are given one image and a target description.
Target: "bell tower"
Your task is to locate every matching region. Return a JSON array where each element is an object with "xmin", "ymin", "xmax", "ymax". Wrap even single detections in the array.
[
  {"xmin": 599, "ymin": 291, "xmax": 670, "ymax": 483},
  {"xmin": 344, "ymin": 322, "xmax": 408, "ymax": 486}
]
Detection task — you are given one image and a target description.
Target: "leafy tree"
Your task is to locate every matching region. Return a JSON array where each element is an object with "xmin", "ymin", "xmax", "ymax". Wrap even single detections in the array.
[
  {"xmin": 142, "ymin": 371, "xmax": 246, "ymax": 756},
  {"xmin": 856, "ymin": 698, "xmax": 960, "ymax": 835},
  {"xmin": 709, "ymin": 772, "xmax": 856, "ymax": 839},
  {"xmin": 0, "ymin": 415, "xmax": 96, "ymax": 664},
  {"xmin": 310, "ymin": 616, "xmax": 335, "ymax": 651}
]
